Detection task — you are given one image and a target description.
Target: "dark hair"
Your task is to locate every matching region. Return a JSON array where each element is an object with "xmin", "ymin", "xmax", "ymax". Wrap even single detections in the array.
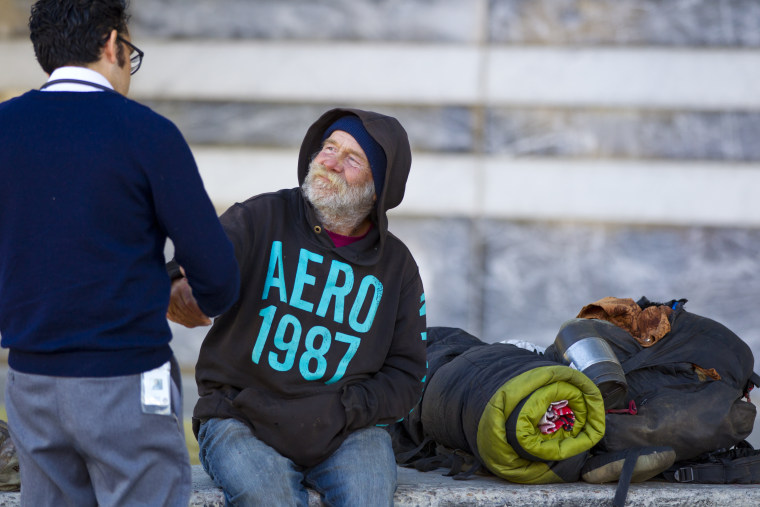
[{"xmin": 29, "ymin": 0, "xmax": 131, "ymax": 74}]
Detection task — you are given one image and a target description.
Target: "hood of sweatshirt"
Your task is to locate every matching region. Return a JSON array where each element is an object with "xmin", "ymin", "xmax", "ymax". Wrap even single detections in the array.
[{"xmin": 297, "ymin": 107, "xmax": 412, "ymax": 266}]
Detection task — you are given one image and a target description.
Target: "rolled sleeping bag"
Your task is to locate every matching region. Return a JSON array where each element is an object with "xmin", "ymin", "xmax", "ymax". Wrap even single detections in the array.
[{"xmin": 420, "ymin": 330, "xmax": 606, "ymax": 484}]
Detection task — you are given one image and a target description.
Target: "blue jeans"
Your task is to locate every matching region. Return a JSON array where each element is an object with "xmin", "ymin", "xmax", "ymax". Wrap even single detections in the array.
[{"xmin": 198, "ymin": 417, "xmax": 396, "ymax": 507}]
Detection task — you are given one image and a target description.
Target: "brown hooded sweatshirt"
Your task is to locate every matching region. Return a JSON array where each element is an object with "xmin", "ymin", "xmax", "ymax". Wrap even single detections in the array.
[{"xmin": 192, "ymin": 108, "xmax": 428, "ymax": 467}]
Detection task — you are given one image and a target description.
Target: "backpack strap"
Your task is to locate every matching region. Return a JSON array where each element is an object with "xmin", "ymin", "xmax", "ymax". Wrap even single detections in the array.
[
  {"xmin": 619, "ymin": 346, "xmax": 657, "ymax": 375},
  {"xmin": 394, "ymin": 436, "xmax": 435, "ymax": 465},
  {"xmin": 613, "ymin": 448, "xmax": 644, "ymax": 507},
  {"xmin": 662, "ymin": 445, "xmax": 760, "ymax": 484}
]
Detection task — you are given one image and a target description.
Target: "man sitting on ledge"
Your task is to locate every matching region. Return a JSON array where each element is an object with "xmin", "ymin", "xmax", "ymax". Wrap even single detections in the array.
[{"xmin": 168, "ymin": 108, "xmax": 428, "ymax": 506}]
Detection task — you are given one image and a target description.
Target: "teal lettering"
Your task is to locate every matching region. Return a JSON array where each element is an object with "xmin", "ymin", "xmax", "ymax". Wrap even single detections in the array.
[
  {"xmin": 262, "ymin": 241, "xmax": 287, "ymax": 302},
  {"xmin": 348, "ymin": 276, "xmax": 383, "ymax": 333},
  {"xmin": 289, "ymin": 249, "xmax": 323, "ymax": 312},
  {"xmin": 269, "ymin": 314, "xmax": 301, "ymax": 372},
  {"xmin": 299, "ymin": 326, "xmax": 331, "ymax": 381},
  {"xmin": 325, "ymin": 332, "xmax": 361, "ymax": 384},
  {"xmin": 252, "ymin": 305, "xmax": 277, "ymax": 363},
  {"xmin": 315, "ymin": 260, "xmax": 354, "ymax": 323}
]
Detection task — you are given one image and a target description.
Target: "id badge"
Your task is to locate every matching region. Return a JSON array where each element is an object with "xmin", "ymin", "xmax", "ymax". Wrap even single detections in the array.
[{"xmin": 141, "ymin": 361, "xmax": 171, "ymax": 415}]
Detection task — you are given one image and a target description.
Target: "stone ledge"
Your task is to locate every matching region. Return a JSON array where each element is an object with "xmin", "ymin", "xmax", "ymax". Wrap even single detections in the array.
[
  {"xmin": 3, "ymin": 465, "xmax": 758, "ymax": 506},
  {"xmin": 192, "ymin": 465, "xmax": 760, "ymax": 507}
]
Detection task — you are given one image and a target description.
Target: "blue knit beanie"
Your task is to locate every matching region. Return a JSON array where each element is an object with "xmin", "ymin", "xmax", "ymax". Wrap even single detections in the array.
[{"xmin": 322, "ymin": 115, "xmax": 387, "ymax": 197}]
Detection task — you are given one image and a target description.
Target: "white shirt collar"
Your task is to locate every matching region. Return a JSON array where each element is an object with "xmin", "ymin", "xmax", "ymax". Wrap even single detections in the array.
[{"xmin": 42, "ymin": 67, "xmax": 114, "ymax": 92}]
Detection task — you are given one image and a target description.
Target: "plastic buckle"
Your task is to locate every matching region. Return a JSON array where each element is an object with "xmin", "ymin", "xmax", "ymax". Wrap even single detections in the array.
[{"xmin": 674, "ymin": 467, "xmax": 694, "ymax": 483}]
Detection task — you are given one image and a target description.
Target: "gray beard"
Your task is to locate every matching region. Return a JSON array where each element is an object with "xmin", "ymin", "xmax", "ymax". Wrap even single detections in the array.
[{"xmin": 302, "ymin": 160, "xmax": 376, "ymax": 235}]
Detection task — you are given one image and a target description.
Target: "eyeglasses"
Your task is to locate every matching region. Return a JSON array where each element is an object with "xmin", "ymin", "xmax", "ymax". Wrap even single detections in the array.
[{"xmin": 116, "ymin": 35, "xmax": 144, "ymax": 75}]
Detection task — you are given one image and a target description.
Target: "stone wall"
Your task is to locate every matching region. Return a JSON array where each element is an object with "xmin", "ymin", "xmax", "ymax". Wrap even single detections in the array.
[{"xmin": 2, "ymin": 0, "xmax": 759, "ymax": 359}]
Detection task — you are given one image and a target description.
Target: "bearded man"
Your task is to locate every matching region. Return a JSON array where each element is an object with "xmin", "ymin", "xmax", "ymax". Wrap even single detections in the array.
[{"xmin": 167, "ymin": 108, "xmax": 428, "ymax": 506}]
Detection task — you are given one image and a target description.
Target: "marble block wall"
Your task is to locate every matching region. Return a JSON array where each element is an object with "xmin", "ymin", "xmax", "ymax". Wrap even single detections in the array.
[{"xmin": 2, "ymin": 0, "xmax": 759, "ymax": 364}]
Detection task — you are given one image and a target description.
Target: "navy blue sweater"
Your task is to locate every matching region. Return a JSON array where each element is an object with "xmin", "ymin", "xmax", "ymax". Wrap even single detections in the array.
[{"xmin": 0, "ymin": 90, "xmax": 239, "ymax": 377}]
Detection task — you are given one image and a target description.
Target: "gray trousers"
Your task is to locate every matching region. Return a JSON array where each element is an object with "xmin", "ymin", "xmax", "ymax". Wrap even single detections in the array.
[{"xmin": 5, "ymin": 363, "xmax": 191, "ymax": 507}]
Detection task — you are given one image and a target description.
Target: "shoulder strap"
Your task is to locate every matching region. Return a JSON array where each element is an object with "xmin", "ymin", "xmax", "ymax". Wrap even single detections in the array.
[
  {"xmin": 612, "ymin": 448, "xmax": 644, "ymax": 507},
  {"xmin": 663, "ymin": 446, "xmax": 760, "ymax": 484},
  {"xmin": 620, "ymin": 345, "xmax": 661, "ymax": 374}
]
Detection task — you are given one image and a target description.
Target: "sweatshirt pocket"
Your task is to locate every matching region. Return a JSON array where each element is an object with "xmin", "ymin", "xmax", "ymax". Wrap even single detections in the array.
[{"xmin": 231, "ymin": 387, "xmax": 347, "ymax": 467}]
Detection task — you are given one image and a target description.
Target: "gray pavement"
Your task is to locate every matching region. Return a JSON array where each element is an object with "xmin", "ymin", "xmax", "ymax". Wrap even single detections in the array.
[{"xmin": 2, "ymin": 465, "xmax": 759, "ymax": 506}]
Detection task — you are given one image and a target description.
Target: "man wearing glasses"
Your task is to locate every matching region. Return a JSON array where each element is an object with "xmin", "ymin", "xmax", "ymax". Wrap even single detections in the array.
[{"xmin": 0, "ymin": 1, "xmax": 240, "ymax": 506}]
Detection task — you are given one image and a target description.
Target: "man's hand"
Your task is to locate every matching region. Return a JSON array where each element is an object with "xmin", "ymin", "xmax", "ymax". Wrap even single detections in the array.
[{"xmin": 167, "ymin": 276, "xmax": 212, "ymax": 328}]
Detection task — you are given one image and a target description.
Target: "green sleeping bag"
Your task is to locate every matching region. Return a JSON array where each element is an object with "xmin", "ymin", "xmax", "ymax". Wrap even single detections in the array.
[
  {"xmin": 476, "ymin": 365, "xmax": 604, "ymax": 482},
  {"xmin": 391, "ymin": 327, "xmax": 606, "ymax": 484}
]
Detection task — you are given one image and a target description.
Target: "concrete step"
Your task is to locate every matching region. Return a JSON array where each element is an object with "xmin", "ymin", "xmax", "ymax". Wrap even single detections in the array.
[
  {"xmin": 2, "ymin": 465, "xmax": 759, "ymax": 505},
  {"xmin": 189, "ymin": 465, "xmax": 760, "ymax": 506}
]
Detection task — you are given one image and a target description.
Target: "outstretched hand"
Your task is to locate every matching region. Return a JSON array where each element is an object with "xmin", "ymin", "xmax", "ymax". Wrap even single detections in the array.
[{"xmin": 167, "ymin": 276, "xmax": 212, "ymax": 328}]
